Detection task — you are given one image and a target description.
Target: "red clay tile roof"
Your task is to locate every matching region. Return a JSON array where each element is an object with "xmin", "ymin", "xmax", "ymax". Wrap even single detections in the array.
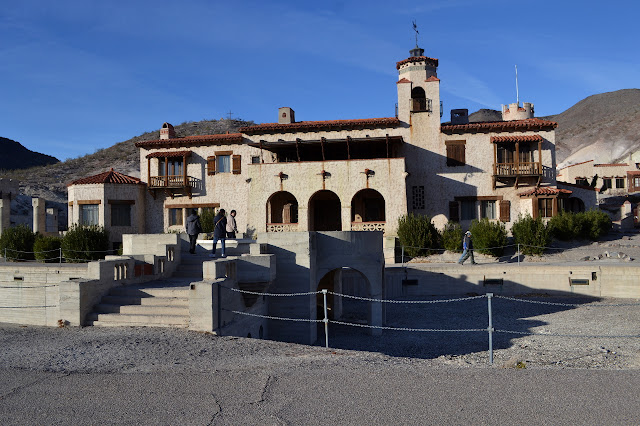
[
  {"xmin": 396, "ymin": 56, "xmax": 439, "ymax": 70},
  {"xmin": 146, "ymin": 150, "xmax": 192, "ymax": 159},
  {"xmin": 556, "ymin": 181, "xmax": 598, "ymax": 191},
  {"xmin": 594, "ymin": 163, "xmax": 629, "ymax": 167},
  {"xmin": 441, "ymin": 118, "xmax": 557, "ymax": 134},
  {"xmin": 135, "ymin": 133, "xmax": 243, "ymax": 148},
  {"xmin": 397, "ymin": 78, "xmax": 411, "ymax": 84},
  {"xmin": 239, "ymin": 118, "xmax": 401, "ymax": 135},
  {"xmin": 425, "ymin": 76, "xmax": 440, "ymax": 82},
  {"xmin": 491, "ymin": 135, "xmax": 543, "ymax": 143},
  {"xmin": 557, "ymin": 160, "xmax": 594, "ymax": 171},
  {"xmin": 518, "ymin": 187, "xmax": 573, "ymax": 196},
  {"xmin": 67, "ymin": 169, "xmax": 143, "ymax": 187}
]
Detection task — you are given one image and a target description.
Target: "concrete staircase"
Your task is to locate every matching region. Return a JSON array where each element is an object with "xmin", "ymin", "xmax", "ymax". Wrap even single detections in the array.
[{"xmin": 87, "ymin": 252, "xmax": 210, "ymax": 328}]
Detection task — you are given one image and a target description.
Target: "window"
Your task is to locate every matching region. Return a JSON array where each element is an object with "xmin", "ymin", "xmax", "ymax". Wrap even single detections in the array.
[
  {"xmin": 480, "ymin": 200, "xmax": 496, "ymax": 220},
  {"xmin": 111, "ymin": 204, "xmax": 131, "ymax": 227},
  {"xmin": 616, "ymin": 178, "xmax": 625, "ymax": 189},
  {"xmin": 461, "ymin": 200, "xmax": 476, "ymax": 221},
  {"xmin": 80, "ymin": 204, "xmax": 99, "ymax": 225},
  {"xmin": 158, "ymin": 157, "xmax": 182, "ymax": 176},
  {"xmin": 446, "ymin": 141, "xmax": 465, "ymax": 167},
  {"xmin": 410, "ymin": 87, "xmax": 431, "ymax": 112},
  {"xmin": 217, "ymin": 155, "xmax": 231, "ymax": 173},
  {"xmin": 575, "ymin": 178, "xmax": 589, "ymax": 186},
  {"xmin": 449, "ymin": 201, "xmax": 459, "ymax": 222},
  {"xmin": 412, "ymin": 186, "xmax": 425, "ymax": 209},
  {"xmin": 635, "ymin": 177, "xmax": 640, "ymax": 188},
  {"xmin": 538, "ymin": 198, "xmax": 553, "ymax": 218},
  {"xmin": 251, "ymin": 155, "xmax": 261, "ymax": 164},
  {"xmin": 168, "ymin": 208, "xmax": 183, "ymax": 226},
  {"xmin": 602, "ymin": 178, "xmax": 612, "ymax": 191}
]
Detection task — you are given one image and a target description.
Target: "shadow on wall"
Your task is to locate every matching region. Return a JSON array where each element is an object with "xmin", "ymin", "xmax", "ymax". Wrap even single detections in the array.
[{"xmin": 318, "ymin": 274, "xmax": 600, "ymax": 360}]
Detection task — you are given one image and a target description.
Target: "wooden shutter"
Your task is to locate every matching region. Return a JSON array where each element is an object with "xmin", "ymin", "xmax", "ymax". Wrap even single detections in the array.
[
  {"xmin": 449, "ymin": 201, "xmax": 460, "ymax": 222},
  {"xmin": 232, "ymin": 155, "xmax": 241, "ymax": 174},
  {"xmin": 499, "ymin": 200, "xmax": 510, "ymax": 222},
  {"xmin": 446, "ymin": 141, "xmax": 465, "ymax": 167},
  {"xmin": 207, "ymin": 156, "xmax": 216, "ymax": 175}
]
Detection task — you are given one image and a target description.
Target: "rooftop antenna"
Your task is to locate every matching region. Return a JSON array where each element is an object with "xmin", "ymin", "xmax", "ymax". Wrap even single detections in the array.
[
  {"xmin": 412, "ymin": 20, "xmax": 419, "ymax": 48},
  {"xmin": 515, "ymin": 65, "xmax": 520, "ymax": 106}
]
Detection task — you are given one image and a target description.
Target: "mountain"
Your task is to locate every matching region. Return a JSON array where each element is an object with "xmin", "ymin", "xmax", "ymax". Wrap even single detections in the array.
[
  {"xmin": 0, "ymin": 137, "xmax": 60, "ymax": 170},
  {"xmin": 547, "ymin": 89, "xmax": 640, "ymax": 168}
]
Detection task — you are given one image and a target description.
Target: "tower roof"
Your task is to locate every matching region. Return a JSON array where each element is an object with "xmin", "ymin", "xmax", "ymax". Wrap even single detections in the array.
[{"xmin": 67, "ymin": 169, "xmax": 143, "ymax": 186}]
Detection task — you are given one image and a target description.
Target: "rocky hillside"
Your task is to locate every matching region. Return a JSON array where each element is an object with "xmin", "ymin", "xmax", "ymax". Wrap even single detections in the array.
[
  {"xmin": 0, "ymin": 137, "xmax": 59, "ymax": 170},
  {"xmin": 548, "ymin": 89, "xmax": 640, "ymax": 167}
]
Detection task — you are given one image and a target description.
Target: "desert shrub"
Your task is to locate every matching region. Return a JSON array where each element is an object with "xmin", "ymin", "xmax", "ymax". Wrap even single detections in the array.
[
  {"xmin": 0, "ymin": 225, "xmax": 36, "ymax": 261},
  {"xmin": 469, "ymin": 218, "xmax": 508, "ymax": 257},
  {"xmin": 397, "ymin": 213, "xmax": 441, "ymax": 257},
  {"xmin": 583, "ymin": 209, "xmax": 612, "ymax": 240},
  {"xmin": 548, "ymin": 211, "xmax": 586, "ymax": 240},
  {"xmin": 441, "ymin": 221, "xmax": 463, "ymax": 252},
  {"xmin": 549, "ymin": 210, "xmax": 612, "ymax": 241},
  {"xmin": 61, "ymin": 224, "xmax": 110, "ymax": 263},
  {"xmin": 200, "ymin": 209, "xmax": 215, "ymax": 233},
  {"xmin": 511, "ymin": 214, "xmax": 550, "ymax": 256},
  {"xmin": 34, "ymin": 235, "xmax": 63, "ymax": 263}
]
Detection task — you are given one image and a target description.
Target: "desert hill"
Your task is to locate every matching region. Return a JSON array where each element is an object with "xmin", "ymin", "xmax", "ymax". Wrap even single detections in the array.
[{"xmin": 0, "ymin": 137, "xmax": 59, "ymax": 170}]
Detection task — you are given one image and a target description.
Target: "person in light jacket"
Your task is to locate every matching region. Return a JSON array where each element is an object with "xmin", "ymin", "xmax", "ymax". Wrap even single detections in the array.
[
  {"xmin": 185, "ymin": 209, "xmax": 202, "ymax": 254},
  {"xmin": 210, "ymin": 209, "xmax": 227, "ymax": 258},
  {"xmin": 226, "ymin": 210, "xmax": 238, "ymax": 238}
]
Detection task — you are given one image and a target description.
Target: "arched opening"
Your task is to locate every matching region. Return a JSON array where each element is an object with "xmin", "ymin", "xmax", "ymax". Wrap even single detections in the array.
[
  {"xmin": 351, "ymin": 189, "xmax": 385, "ymax": 231},
  {"xmin": 266, "ymin": 191, "xmax": 298, "ymax": 232},
  {"xmin": 309, "ymin": 190, "xmax": 341, "ymax": 231},
  {"xmin": 316, "ymin": 267, "xmax": 370, "ymax": 324},
  {"xmin": 560, "ymin": 197, "xmax": 585, "ymax": 213},
  {"xmin": 411, "ymin": 87, "xmax": 429, "ymax": 112}
]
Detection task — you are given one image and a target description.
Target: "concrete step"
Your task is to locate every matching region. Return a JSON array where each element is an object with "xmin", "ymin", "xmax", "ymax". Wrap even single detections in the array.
[
  {"xmin": 94, "ymin": 303, "xmax": 190, "ymax": 316},
  {"xmin": 109, "ymin": 286, "xmax": 190, "ymax": 298},
  {"xmin": 87, "ymin": 312, "xmax": 189, "ymax": 327},
  {"xmin": 101, "ymin": 295, "xmax": 189, "ymax": 307}
]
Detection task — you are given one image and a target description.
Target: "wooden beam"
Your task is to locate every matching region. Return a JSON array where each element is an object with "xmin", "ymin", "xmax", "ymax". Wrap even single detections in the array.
[
  {"xmin": 346, "ymin": 136, "xmax": 352, "ymax": 160},
  {"xmin": 320, "ymin": 137, "xmax": 326, "ymax": 161},
  {"xmin": 295, "ymin": 138, "xmax": 301, "ymax": 162},
  {"xmin": 385, "ymin": 134, "xmax": 390, "ymax": 158}
]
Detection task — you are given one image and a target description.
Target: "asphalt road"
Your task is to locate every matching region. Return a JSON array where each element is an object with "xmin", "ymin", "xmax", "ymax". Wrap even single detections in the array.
[{"xmin": 2, "ymin": 365, "xmax": 640, "ymax": 425}]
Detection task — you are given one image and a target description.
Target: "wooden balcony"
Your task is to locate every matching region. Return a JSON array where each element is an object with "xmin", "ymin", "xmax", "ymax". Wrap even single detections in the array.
[
  {"xmin": 148, "ymin": 175, "xmax": 197, "ymax": 198},
  {"xmin": 494, "ymin": 162, "xmax": 541, "ymax": 177}
]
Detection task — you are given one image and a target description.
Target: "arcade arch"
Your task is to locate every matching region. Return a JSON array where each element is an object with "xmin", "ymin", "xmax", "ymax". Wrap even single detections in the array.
[{"xmin": 308, "ymin": 190, "xmax": 341, "ymax": 231}]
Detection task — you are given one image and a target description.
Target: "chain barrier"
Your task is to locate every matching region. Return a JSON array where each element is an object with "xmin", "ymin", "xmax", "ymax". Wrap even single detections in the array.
[
  {"xmin": 327, "ymin": 291, "xmax": 486, "ymax": 304},
  {"xmin": 331, "ymin": 320, "xmax": 486, "ymax": 333},
  {"xmin": 0, "ymin": 305, "xmax": 58, "ymax": 309},
  {"xmin": 494, "ymin": 294, "xmax": 640, "ymax": 307},
  {"xmin": 0, "ymin": 284, "xmax": 59, "ymax": 289},
  {"xmin": 222, "ymin": 286, "xmax": 321, "ymax": 297},
  {"xmin": 227, "ymin": 309, "xmax": 323, "ymax": 323},
  {"xmin": 495, "ymin": 329, "xmax": 640, "ymax": 338}
]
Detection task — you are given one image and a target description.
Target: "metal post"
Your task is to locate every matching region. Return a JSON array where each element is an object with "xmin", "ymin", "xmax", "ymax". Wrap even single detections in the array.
[
  {"xmin": 217, "ymin": 282, "xmax": 222, "ymax": 336},
  {"xmin": 517, "ymin": 244, "xmax": 520, "ymax": 266},
  {"xmin": 401, "ymin": 245, "xmax": 405, "ymax": 266},
  {"xmin": 59, "ymin": 248, "xmax": 62, "ymax": 266},
  {"xmin": 322, "ymin": 289, "xmax": 329, "ymax": 348},
  {"xmin": 487, "ymin": 293, "xmax": 494, "ymax": 364}
]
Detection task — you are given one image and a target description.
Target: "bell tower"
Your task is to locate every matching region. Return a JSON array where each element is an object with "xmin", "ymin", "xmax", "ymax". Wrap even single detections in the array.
[{"xmin": 396, "ymin": 45, "xmax": 440, "ymax": 126}]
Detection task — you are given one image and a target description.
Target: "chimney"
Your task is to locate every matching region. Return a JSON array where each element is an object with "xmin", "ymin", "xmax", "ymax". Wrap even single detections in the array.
[
  {"xmin": 450, "ymin": 109, "xmax": 469, "ymax": 125},
  {"xmin": 278, "ymin": 107, "xmax": 295, "ymax": 124},
  {"xmin": 160, "ymin": 122, "xmax": 175, "ymax": 140}
]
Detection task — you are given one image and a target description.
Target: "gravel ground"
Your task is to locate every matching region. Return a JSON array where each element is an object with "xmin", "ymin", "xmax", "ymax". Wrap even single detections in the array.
[{"xmin": 1, "ymin": 293, "xmax": 639, "ymax": 373}]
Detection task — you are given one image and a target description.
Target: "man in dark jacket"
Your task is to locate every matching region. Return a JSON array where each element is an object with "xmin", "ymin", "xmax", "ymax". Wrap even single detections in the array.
[
  {"xmin": 185, "ymin": 209, "xmax": 202, "ymax": 254},
  {"xmin": 458, "ymin": 230, "xmax": 477, "ymax": 265},
  {"xmin": 210, "ymin": 209, "xmax": 227, "ymax": 258}
]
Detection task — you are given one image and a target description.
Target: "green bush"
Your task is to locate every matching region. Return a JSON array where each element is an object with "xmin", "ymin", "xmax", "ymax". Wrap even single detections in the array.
[
  {"xmin": 511, "ymin": 214, "xmax": 550, "ymax": 256},
  {"xmin": 397, "ymin": 213, "xmax": 441, "ymax": 257},
  {"xmin": 34, "ymin": 235, "xmax": 63, "ymax": 263},
  {"xmin": 549, "ymin": 210, "xmax": 612, "ymax": 241},
  {"xmin": 61, "ymin": 224, "xmax": 110, "ymax": 263},
  {"xmin": 0, "ymin": 225, "xmax": 36, "ymax": 261},
  {"xmin": 469, "ymin": 218, "xmax": 508, "ymax": 257},
  {"xmin": 200, "ymin": 209, "xmax": 215, "ymax": 233},
  {"xmin": 441, "ymin": 221, "xmax": 463, "ymax": 252},
  {"xmin": 583, "ymin": 209, "xmax": 612, "ymax": 240}
]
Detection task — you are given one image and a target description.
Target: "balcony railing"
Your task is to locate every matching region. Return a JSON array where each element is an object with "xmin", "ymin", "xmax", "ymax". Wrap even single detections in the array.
[
  {"xmin": 266, "ymin": 223, "xmax": 299, "ymax": 232},
  {"xmin": 149, "ymin": 175, "xmax": 196, "ymax": 189},
  {"xmin": 351, "ymin": 221, "xmax": 386, "ymax": 232},
  {"xmin": 494, "ymin": 162, "xmax": 541, "ymax": 177}
]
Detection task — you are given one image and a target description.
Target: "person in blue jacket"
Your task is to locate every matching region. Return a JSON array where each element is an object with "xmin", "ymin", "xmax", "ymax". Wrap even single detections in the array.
[
  {"xmin": 210, "ymin": 209, "xmax": 227, "ymax": 258},
  {"xmin": 458, "ymin": 230, "xmax": 477, "ymax": 265}
]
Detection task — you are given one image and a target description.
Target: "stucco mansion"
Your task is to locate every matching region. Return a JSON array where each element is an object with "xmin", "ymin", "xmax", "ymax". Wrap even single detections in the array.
[{"xmin": 67, "ymin": 45, "xmax": 594, "ymax": 248}]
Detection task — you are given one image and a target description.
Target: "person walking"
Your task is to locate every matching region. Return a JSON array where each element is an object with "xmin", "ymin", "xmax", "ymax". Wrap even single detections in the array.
[
  {"xmin": 458, "ymin": 230, "xmax": 477, "ymax": 265},
  {"xmin": 185, "ymin": 209, "xmax": 202, "ymax": 254},
  {"xmin": 210, "ymin": 209, "xmax": 227, "ymax": 258},
  {"xmin": 226, "ymin": 210, "xmax": 238, "ymax": 238}
]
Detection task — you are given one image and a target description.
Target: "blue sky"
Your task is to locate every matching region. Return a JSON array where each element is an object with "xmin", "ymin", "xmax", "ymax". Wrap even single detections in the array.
[{"xmin": 1, "ymin": 0, "xmax": 638, "ymax": 161}]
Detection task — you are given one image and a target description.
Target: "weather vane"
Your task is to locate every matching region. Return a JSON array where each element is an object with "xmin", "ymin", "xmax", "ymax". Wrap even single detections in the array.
[{"xmin": 412, "ymin": 20, "xmax": 419, "ymax": 48}]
